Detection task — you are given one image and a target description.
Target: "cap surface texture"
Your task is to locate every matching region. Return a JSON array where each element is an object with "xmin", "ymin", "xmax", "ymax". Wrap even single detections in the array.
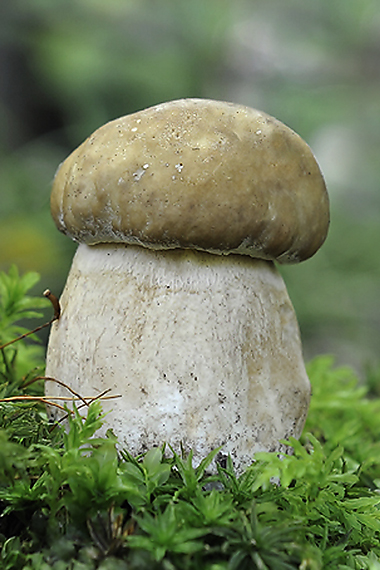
[{"xmin": 51, "ymin": 98, "xmax": 329, "ymax": 263}]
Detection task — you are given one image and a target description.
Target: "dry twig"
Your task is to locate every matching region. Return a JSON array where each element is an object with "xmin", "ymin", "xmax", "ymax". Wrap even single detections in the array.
[{"xmin": 0, "ymin": 289, "xmax": 61, "ymax": 350}]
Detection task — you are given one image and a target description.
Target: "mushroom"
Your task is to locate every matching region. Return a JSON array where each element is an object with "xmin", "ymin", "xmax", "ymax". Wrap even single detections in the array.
[{"xmin": 45, "ymin": 98, "xmax": 329, "ymax": 470}]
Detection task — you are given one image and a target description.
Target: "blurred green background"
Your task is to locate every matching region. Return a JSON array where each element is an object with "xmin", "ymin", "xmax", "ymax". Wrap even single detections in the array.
[{"xmin": 1, "ymin": 0, "xmax": 380, "ymax": 375}]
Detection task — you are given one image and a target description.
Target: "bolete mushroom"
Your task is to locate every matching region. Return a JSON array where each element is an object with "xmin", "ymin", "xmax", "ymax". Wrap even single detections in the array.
[{"xmin": 45, "ymin": 98, "xmax": 329, "ymax": 470}]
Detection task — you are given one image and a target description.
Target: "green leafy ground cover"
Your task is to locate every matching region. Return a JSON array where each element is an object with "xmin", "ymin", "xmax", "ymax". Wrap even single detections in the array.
[{"xmin": 1, "ymin": 267, "xmax": 380, "ymax": 569}]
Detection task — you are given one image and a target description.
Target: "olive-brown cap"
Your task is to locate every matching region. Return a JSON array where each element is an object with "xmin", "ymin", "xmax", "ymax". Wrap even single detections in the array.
[{"xmin": 51, "ymin": 98, "xmax": 329, "ymax": 263}]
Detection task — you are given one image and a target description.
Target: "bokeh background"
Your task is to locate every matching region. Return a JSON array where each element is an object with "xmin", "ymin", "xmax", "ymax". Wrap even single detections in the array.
[{"xmin": 1, "ymin": 0, "xmax": 380, "ymax": 376}]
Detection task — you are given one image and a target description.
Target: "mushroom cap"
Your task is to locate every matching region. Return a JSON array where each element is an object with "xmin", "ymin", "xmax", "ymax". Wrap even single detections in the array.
[{"xmin": 51, "ymin": 98, "xmax": 329, "ymax": 263}]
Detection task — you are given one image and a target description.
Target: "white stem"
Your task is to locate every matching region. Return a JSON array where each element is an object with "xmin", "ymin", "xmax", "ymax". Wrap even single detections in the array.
[{"xmin": 46, "ymin": 243, "xmax": 310, "ymax": 470}]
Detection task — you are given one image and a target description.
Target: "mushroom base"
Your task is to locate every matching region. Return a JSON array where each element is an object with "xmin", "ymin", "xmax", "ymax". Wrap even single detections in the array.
[{"xmin": 45, "ymin": 243, "xmax": 310, "ymax": 471}]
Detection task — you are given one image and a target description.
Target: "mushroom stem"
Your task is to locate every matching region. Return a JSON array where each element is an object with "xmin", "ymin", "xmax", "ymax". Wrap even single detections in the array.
[{"xmin": 46, "ymin": 243, "xmax": 310, "ymax": 470}]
